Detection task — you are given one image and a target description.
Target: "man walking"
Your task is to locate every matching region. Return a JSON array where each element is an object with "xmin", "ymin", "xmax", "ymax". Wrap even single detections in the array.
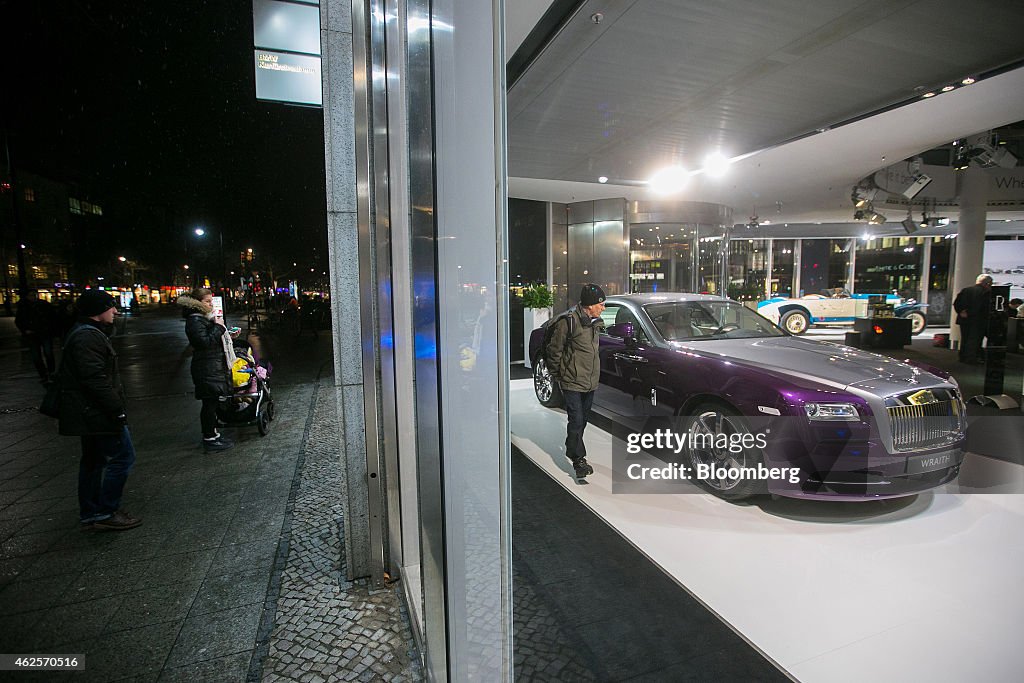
[
  {"xmin": 546, "ymin": 284, "xmax": 606, "ymax": 479},
  {"xmin": 15, "ymin": 289, "xmax": 57, "ymax": 383},
  {"xmin": 58, "ymin": 290, "xmax": 141, "ymax": 531},
  {"xmin": 953, "ymin": 274, "xmax": 993, "ymax": 364}
]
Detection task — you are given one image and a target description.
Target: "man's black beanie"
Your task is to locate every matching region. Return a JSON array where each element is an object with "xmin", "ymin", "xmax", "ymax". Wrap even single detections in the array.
[{"xmin": 580, "ymin": 284, "xmax": 606, "ymax": 306}]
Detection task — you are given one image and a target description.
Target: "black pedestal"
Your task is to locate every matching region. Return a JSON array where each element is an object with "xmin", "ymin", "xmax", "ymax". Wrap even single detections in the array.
[{"xmin": 852, "ymin": 317, "xmax": 912, "ymax": 349}]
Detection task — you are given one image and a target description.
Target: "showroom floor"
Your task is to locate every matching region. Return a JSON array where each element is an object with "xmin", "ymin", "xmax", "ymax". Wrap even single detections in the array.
[{"xmin": 510, "ymin": 376, "xmax": 1024, "ymax": 682}]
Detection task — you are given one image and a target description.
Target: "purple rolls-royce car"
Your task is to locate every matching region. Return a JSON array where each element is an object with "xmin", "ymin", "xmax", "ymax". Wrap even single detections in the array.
[{"xmin": 529, "ymin": 294, "xmax": 965, "ymax": 501}]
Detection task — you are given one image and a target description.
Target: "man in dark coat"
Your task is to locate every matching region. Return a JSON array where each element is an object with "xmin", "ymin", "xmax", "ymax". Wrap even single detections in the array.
[
  {"xmin": 15, "ymin": 289, "xmax": 57, "ymax": 382},
  {"xmin": 58, "ymin": 290, "xmax": 141, "ymax": 531},
  {"xmin": 546, "ymin": 284, "xmax": 606, "ymax": 479},
  {"xmin": 953, "ymin": 274, "xmax": 993, "ymax": 364},
  {"xmin": 178, "ymin": 289, "xmax": 234, "ymax": 452}
]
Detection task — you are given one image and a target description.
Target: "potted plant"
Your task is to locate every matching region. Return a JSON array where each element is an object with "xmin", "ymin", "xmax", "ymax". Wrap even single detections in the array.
[{"xmin": 522, "ymin": 283, "xmax": 554, "ymax": 368}]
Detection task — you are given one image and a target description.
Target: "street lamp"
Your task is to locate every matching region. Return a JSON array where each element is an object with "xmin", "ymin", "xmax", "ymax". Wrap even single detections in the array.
[
  {"xmin": 192, "ymin": 225, "xmax": 224, "ymax": 287},
  {"xmin": 118, "ymin": 256, "xmax": 127, "ymax": 262}
]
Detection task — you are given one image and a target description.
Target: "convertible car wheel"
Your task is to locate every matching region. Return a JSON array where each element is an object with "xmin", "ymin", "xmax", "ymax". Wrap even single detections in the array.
[
  {"xmin": 906, "ymin": 311, "xmax": 927, "ymax": 335},
  {"xmin": 533, "ymin": 357, "xmax": 564, "ymax": 408},
  {"xmin": 780, "ymin": 310, "xmax": 810, "ymax": 335},
  {"xmin": 686, "ymin": 403, "xmax": 765, "ymax": 500}
]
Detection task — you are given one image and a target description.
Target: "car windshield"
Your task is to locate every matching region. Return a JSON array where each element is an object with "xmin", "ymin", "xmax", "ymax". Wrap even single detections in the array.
[{"xmin": 644, "ymin": 301, "xmax": 784, "ymax": 341}]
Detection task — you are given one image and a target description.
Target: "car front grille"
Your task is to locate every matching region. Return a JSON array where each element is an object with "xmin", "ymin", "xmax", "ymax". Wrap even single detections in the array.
[{"xmin": 886, "ymin": 388, "xmax": 965, "ymax": 452}]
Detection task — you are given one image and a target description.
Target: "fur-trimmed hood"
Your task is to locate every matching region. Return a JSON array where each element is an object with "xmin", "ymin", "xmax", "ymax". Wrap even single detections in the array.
[{"xmin": 177, "ymin": 295, "xmax": 215, "ymax": 319}]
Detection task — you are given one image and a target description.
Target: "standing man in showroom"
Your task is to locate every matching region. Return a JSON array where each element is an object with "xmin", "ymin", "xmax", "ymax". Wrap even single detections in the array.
[
  {"xmin": 953, "ymin": 273, "xmax": 993, "ymax": 364},
  {"xmin": 546, "ymin": 284, "xmax": 606, "ymax": 479}
]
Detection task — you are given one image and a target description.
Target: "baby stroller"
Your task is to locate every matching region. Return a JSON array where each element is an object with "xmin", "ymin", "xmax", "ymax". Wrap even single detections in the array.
[{"xmin": 216, "ymin": 339, "xmax": 275, "ymax": 436}]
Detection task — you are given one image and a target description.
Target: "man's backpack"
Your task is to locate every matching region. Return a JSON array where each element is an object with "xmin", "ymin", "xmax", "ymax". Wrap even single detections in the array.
[{"xmin": 539, "ymin": 309, "xmax": 576, "ymax": 371}]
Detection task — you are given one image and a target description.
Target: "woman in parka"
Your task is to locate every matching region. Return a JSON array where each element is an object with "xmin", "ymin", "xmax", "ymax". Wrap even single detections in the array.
[{"xmin": 177, "ymin": 288, "xmax": 235, "ymax": 452}]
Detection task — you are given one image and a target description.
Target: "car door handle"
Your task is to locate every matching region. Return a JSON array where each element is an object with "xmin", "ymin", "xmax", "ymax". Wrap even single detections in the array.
[{"xmin": 613, "ymin": 353, "xmax": 648, "ymax": 363}]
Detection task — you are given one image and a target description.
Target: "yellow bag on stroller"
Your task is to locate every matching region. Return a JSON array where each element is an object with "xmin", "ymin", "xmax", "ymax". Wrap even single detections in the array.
[{"xmin": 231, "ymin": 357, "xmax": 255, "ymax": 389}]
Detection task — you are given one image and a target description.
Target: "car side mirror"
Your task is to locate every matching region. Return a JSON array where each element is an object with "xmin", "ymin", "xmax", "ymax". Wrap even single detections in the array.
[{"xmin": 606, "ymin": 322, "xmax": 636, "ymax": 343}]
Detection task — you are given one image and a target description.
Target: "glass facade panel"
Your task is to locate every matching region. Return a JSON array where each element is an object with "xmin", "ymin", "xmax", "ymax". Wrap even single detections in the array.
[
  {"xmin": 800, "ymin": 239, "xmax": 851, "ymax": 295},
  {"xmin": 698, "ymin": 236, "xmax": 724, "ymax": 294},
  {"xmin": 771, "ymin": 239, "xmax": 795, "ymax": 297},
  {"xmin": 928, "ymin": 237, "xmax": 954, "ymax": 323},
  {"xmin": 726, "ymin": 238, "xmax": 768, "ymax": 303},
  {"xmin": 854, "ymin": 237, "xmax": 924, "ymax": 298}
]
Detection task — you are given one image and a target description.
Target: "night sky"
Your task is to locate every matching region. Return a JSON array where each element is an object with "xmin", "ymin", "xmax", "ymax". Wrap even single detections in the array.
[{"xmin": 4, "ymin": 0, "xmax": 328, "ymax": 280}]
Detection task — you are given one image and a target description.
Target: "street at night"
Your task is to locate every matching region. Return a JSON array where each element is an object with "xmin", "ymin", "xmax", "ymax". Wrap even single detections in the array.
[{"xmin": 0, "ymin": 306, "xmax": 418, "ymax": 680}]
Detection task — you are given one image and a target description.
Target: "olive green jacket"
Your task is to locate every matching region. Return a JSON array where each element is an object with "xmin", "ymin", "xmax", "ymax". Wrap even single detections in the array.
[{"xmin": 547, "ymin": 305, "xmax": 603, "ymax": 393}]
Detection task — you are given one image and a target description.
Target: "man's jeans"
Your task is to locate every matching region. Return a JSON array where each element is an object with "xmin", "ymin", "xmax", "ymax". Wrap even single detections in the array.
[
  {"xmin": 563, "ymin": 389, "xmax": 595, "ymax": 463},
  {"xmin": 79, "ymin": 426, "xmax": 136, "ymax": 523}
]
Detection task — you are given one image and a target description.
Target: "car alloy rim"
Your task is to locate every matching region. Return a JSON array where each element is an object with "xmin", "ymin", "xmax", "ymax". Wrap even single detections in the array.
[
  {"xmin": 787, "ymin": 316, "xmax": 806, "ymax": 334},
  {"xmin": 534, "ymin": 359, "xmax": 553, "ymax": 402},
  {"xmin": 687, "ymin": 410, "xmax": 748, "ymax": 491}
]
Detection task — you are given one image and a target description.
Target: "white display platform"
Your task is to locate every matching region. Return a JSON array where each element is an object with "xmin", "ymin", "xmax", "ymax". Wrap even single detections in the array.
[{"xmin": 510, "ymin": 378, "xmax": 1023, "ymax": 683}]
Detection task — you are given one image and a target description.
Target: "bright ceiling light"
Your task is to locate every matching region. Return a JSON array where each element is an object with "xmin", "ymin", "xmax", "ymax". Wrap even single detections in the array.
[
  {"xmin": 941, "ymin": 85, "xmax": 955, "ymax": 92},
  {"xmin": 598, "ymin": 176, "xmax": 608, "ymax": 184},
  {"xmin": 922, "ymin": 92, "xmax": 936, "ymax": 98},
  {"xmin": 647, "ymin": 165, "xmax": 688, "ymax": 195},
  {"xmin": 962, "ymin": 77, "xmax": 975, "ymax": 85},
  {"xmin": 702, "ymin": 153, "xmax": 731, "ymax": 178}
]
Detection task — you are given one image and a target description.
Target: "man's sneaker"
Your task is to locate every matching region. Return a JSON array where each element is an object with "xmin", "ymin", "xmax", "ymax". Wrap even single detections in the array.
[
  {"xmin": 203, "ymin": 436, "xmax": 235, "ymax": 452},
  {"xmin": 573, "ymin": 458, "xmax": 594, "ymax": 478},
  {"xmin": 93, "ymin": 511, "xmax": 142, "ymax": 532}
]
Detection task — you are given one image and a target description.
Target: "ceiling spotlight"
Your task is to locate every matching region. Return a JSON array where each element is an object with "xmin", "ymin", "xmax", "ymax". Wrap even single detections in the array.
[
  {"xmin": 851, "ymin": 186, "xmax": 878, "ymax": 208},
  {"xmin": 962, "ymin": 77, "xmax": 975, "ymax": 85},
  {"xmin": 953, "ymin": 146, "xmax": 972, "ymax": 171},
  {"xmin": 867, "ymin": 212, "xmax": 886, "ymax": 225},
  {"xmin": 901, "ymin": 217, "xmax": 919, "ymax": 234},
  {"xmin": 598, "ymin": 176, "xmax": 608, "ymax": 183},
  {"xmin": 941, "ymin": 85, "xmax": 955, "ymax": 92},
  {"xmin": 703, "ymin": 152, "xmax": 731, "ymax": 178},
  {"xmin": 647, "ymin": 165, "xmax": 689, "ymax": 195},
  {"xmin": 922, "ymin": 92, "xmax": 936, "ymax": 98},
  {"xmin": 853, "ymin": 209, "xmax": 866, "ymax": 221}
]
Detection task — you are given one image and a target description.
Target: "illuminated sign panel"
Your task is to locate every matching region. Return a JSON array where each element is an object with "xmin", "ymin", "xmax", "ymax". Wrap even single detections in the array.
[
  {"xmin": 253, "ymin": 0, "xmax": 321, "ymax": 107},
  {"xmin": 254, "ymin": 50, "xmax": 322, "ymax": 106}
]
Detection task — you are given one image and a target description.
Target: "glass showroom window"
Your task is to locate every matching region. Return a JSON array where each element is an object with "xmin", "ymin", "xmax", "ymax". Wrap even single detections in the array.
[
  {"xmin": 697, "ymin": 235, "xmax": 726, "ymax": 294},
  {"xmin": 771, "ymin": 239, "xmax": 795, "ymax": 297},
  {"xmin": 928, "ymin": 236, "xmax": 954, "ymax": 323},
  {"xmin": 799, "ymin": 239, "xmax": 851, "ymax": 295},
  {"xmin": 630, "ymin": 246, "xmax": 670, "ymax": 293},
  {"xmin": 854, "ymin": 237, "xmax": 924, "ymax": 298},
  {"xmin": 727, "ymin": 239, "xmax": 768, "ymax": 303}
]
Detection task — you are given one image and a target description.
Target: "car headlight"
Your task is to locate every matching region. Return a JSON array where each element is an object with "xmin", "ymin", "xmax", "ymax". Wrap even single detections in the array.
[{"xmin": 804, "ymin": 402, "xmax": 860, "ymax": 421}]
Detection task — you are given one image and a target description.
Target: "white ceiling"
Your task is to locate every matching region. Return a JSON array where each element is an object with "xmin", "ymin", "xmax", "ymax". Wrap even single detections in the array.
[{"xmin": 505, "ymin": 0, "xmax": 1024, "ymax": 224}]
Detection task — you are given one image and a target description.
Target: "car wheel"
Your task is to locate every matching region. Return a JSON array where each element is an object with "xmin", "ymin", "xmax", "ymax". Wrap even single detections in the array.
[
  {"xmin": 780, "ymin": 310, "xmax": 810, "ymax": 335},
  {"xmin": 685, "ymin": 403, "xmax": 765, "ymax": 501},
  {"xmin": 906, "ymin": 311, "xmax": 927, "ymax": 335},
  {"xmin": 533, "ymin": 357, "xmax": 564, "ymax": 409}
]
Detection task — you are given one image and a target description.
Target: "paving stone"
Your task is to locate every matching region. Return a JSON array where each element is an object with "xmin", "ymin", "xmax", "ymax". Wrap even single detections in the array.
[
  {"xmin": 165, "ymin": 603, "xmax": 264, "ymax": 668},
  {"xmin": 260, "ymin": 386, "xmax": 421, "ymax": 681}
]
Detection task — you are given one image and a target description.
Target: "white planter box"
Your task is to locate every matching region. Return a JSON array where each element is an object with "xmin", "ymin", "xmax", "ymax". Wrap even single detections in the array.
[{"xmin": 523, "ymin": 307, "xmax": 551, "ymax": 368}]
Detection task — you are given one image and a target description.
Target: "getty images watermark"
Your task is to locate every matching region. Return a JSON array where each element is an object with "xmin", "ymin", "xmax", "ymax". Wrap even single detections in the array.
[
  {"xmin": 610, "ymin": 415, "xmax": 979, "ymax": 495},
  {"xmin": 623, "ymin": 428, "xmax": 801, "ymax": 486}
]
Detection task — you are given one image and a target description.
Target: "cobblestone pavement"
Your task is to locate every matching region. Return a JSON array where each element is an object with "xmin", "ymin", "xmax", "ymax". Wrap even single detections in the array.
[{"xmin": 259, "ymin": 385, "xmax": 421, "ymax": 682}]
